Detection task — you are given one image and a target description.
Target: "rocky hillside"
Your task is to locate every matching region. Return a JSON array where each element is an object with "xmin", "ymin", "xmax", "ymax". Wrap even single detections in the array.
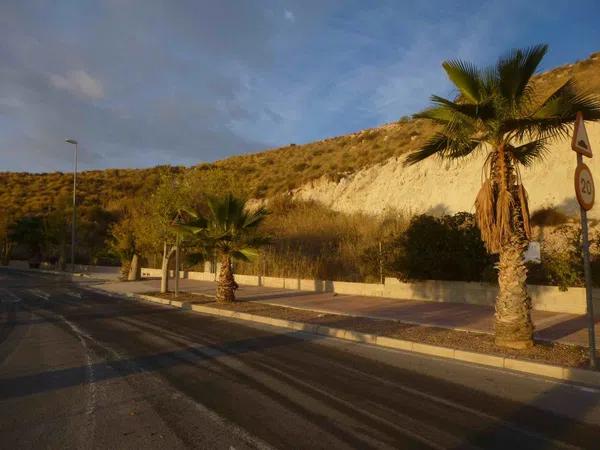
[
  {"xmin": 2, "ymin": 51, "xmax": 600, "ymax": 218},
  {"xmin": 212, "ymin": 50, "xmax": 600, "ymax": 202},
  {"xmin": 295, "ymin": 121, "xmax": 600, "ymax": 219}
]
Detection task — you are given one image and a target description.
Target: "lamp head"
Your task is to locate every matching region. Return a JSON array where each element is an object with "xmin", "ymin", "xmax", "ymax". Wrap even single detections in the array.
[{"xmin": 65, "ymin": 139, "xmax": 78, "ymax": 145}]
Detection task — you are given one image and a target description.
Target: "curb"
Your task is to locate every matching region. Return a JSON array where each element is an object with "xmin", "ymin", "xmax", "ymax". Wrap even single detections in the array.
[{"xmin": 109, "ymin": 291, "xmax": 600, "ymax": 388}]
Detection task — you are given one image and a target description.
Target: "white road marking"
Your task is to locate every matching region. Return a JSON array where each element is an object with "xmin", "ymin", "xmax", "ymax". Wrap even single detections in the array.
[
  {"xmin": 59, "ymin": 317, "xmax": 98, "ymax": 443},
  {"xmin": 27, "ymin": 289, "xmax": 51, "ymax": 301},
  {"xmin": 101, "ymin": 317, "xmax": 275, "ymax": 450},
  {"xmin": 58, "ymin": 313, "xmax": 273, "ymax": 450},
  {"xmin": 65, "ymin": 290, "xmax": 82, "ymax": 299},
  {"xmin": 0, "ymin": 289, "xmax": 22, "ymax": 303}
]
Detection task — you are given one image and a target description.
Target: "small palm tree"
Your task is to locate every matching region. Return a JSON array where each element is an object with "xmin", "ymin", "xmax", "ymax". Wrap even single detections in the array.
[
  {"xmin": 405, "ymin": 45, "xmax": 600, "ymax": 349},
  {"xmin": 184, "ymin": 194, "xmax": 269, "ymax": 303}
]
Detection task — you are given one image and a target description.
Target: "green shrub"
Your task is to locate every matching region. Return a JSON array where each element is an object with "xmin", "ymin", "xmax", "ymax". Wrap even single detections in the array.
[
  {"xmin": 390, "ymin": 212, "xmax": 494, "ymax": 282},
  {"xmin": 539, "ymin": 225, "xmax": 584, "ymax": 290}
]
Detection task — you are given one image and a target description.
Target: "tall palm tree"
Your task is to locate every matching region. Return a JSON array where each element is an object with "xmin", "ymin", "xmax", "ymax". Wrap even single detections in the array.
[
  {"xmin": 184, "ymin": 194, "xmax": 269, "ymax": 303},
  {"xmin": 405, "ymin": 45, "xmax": 600, "ymax": 349}
]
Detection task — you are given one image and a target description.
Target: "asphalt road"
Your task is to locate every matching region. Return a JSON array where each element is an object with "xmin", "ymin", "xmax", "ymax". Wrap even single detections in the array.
[{"xmin": 1, "ymin": 269, "xmax": 600, "ymax": 449}]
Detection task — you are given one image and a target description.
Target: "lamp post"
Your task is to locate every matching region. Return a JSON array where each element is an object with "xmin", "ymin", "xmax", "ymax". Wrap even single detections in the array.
[{"xmin": 65, "ymin": 139, "xmax": 78, "ymax": 272}]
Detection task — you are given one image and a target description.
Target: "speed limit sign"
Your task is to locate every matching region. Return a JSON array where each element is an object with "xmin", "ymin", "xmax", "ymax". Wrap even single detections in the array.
[{"xmin": 575, "ymin": 163, "xmax": 595, "ymax": 210}]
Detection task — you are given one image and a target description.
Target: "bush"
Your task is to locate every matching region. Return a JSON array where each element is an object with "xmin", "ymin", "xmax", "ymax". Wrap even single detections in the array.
[
  {"xmin": 538, "ymin": 224, "xmax": 591, "ymax": 290},
  {"xmin": 233, "ymin": 197, "xmax": 408, "ymax": 282},
  {"xmin": 390, "ymin": 212, "xmax": 494, "ymax": 282},
  {"xmin": 530, "ymin": 207, "xmax": 569, "ymax": 226}
]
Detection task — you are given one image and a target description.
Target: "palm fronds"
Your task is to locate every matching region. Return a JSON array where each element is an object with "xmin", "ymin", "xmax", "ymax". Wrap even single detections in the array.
[
  {"xmin": 497, "ymin": 44, "xmax": 548, "ymax": 105},
  {"xmin": 185, "ymin": 193, "xmax": 269, "ymax": 264},
  {"xmin": 404, "ymin": 133, "xmax": 481, "ymax": 166},
  {"xmin": 407, "ymin": 44, "xmax": 600, "ymax": 254},
  {"xmin": 442, "ymin": 60, "xmax": 482, "ymax": 103},
  {"xmin": 510, "ymin": 140, "xmax": 548, "ymax": 167}
]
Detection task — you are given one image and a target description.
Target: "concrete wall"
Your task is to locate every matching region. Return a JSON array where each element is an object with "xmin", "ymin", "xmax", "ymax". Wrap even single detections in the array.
[
  {"xmin": 7, "ymin": 260, "xmax": 29, "ymax": 269},
  {"xmin": 383, "ymin": 277, "xmax": 598, "ymax": 315},
  {"xmin": 141, "ymin": 267, "xmax": 162, "ymax": 278},
  {"xmin": 141, "ymin": 267, "xmax": 600, "ymax": 315}
]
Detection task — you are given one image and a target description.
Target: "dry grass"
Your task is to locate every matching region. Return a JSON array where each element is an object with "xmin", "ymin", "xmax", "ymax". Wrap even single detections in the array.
[{"xmin": 232, "ymin": 197, "xmax": 408, "ymax": 281}]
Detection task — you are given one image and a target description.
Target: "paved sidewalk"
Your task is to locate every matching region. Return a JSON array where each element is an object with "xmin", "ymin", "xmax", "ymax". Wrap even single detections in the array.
[{"xmin": 91, "ymin": 277, "xmax": 600, "ymax": 348}]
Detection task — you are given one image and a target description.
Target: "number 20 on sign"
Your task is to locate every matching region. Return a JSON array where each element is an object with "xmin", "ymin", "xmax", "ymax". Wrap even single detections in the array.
[{"xmin": 575, "ymin": 163, "xmax": 595, "ymax": 210}]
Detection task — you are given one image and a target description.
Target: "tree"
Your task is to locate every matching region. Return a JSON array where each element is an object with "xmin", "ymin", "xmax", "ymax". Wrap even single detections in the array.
[
  {"xmin": 392, "ymin": 213, "xmax": 493, "ymax": 282},
  {"xmin": 109, "ymin": 200, "xmax": 146, "ymax": 280},
  {"xmin": 77, "ymin": 205, "xmax": 116, "ymax": 265},
  {"xmin": 9, "ymin": 216, "xmax": 45, "ymax": 267},
  {"xmin": 42, "ymin": 194, "xmax": 70, "ymax": 270},
  {"xmin": 404, "ymin": 44, "xmax": 600, "ymax": 348},
  {"xmin": 138, "ymin": 172, "xmax": 191, "ymax": 293},
  {"xmin": 0, "ymin": 210, "xmax": 15, "ymax": 266},
  {"xmin": 184, "ymin": 194, "xmax": 269, "ymax": 302}
]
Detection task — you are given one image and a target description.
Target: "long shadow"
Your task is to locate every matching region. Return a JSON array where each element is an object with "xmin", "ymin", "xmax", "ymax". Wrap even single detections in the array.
[
  {"xmin": 452, "ymin": 372, "xmax": 600, "ymax": 449},
  {"xmin": 11, "ymin": 301, "xmax": 183, "ymax": 327},
  {"xmin": 535, "ymin": 315, "xmax": 592, "ymax": 342},
  {"xmin": 0, "ymin": 328, "xmax": 324, "ymax": 401},
  {"xmin": 315, "ymin": 298, "xmax": 495, "ymax": 330}
]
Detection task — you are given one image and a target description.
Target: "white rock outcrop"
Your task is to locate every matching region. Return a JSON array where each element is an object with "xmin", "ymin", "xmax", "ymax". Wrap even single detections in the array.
[{"xmin": 295, "ymin": 122, "xmax": 600, "ymax": 219}]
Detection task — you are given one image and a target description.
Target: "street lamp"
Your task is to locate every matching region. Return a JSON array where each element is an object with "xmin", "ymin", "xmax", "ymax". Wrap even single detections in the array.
[{"xmin": 65, "ymin": 139, "xmax": 78, "ymax": 272}]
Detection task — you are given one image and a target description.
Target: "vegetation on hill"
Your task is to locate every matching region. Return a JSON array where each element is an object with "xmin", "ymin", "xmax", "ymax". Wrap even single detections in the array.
[
  {"xmin": 2, "ymin": 48, "xmax": 600, "ymax": 295},
  {"xmin": 2, "ymin": 51, "xmax": 600, "ymax": 218}
]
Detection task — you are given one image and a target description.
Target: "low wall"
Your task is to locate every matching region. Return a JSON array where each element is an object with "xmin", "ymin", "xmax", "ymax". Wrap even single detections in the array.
[
  {"xmin": 141, "ymin": 268, "xmax": 162, "ymax": 278},
  {"xmin": 140, "ymin": 267, "xmax": 600, "ymax": 315},
  {"xmin": 7, "ymin": 260, "xmax": 29, "ymax": 269},
  {"xmin": 383, "ymin": 278, "xmax": 599, "ymax": 315}
]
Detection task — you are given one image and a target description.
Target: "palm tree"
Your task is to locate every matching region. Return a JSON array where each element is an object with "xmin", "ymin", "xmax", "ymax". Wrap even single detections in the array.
[
  {"xmin": 405, "ymin": 45, "xmax": 600, "ymax": 349},
  {"xmin": 184, "ymin": 194, "xmax": 269, "ymax": 303}
]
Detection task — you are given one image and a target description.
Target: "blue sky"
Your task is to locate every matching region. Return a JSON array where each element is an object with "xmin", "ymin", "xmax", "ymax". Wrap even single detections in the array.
[{"xmin": 1, "ymin": 0, "xmax": 600, "ymax": 172}]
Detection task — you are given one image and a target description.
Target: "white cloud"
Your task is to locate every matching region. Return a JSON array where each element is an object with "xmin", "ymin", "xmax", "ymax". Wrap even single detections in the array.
[
  {"xmin": 50, "ymin": 70, "xmax": 104, "ymax": 100},
  {"xmin": 284, "ymin": 9, "xmax": 295, "ymax": 22}
]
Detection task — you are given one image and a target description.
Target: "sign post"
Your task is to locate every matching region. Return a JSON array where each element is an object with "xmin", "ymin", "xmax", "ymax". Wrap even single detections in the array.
[{"xmin": 572, "ymin": 111, "xmax": 597, "ymax": 369}]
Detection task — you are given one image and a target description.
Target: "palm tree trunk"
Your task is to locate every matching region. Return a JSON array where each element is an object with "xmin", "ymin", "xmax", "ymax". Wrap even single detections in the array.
[
  {"xmin": 216, "ymin": 254, "xmax": 238, "ymax": 303},
  {"xmin": 495, "ymin": 232, "xmax": 533, "ymax": 348},
  {"xmin": 494, "ymin": 149, "xmax": 534, "ymax": 349}
]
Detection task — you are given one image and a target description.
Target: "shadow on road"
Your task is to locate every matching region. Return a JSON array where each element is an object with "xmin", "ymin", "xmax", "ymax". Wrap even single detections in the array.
[{"xmin": 0, "ymin": 328, "xmax": 324, "ymax": 401}]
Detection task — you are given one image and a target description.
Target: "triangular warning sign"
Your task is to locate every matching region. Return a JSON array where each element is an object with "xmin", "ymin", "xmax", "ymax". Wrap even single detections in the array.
[{"xmin": 572, "ymin": 111, "xmax": 593, "ymax": 157}]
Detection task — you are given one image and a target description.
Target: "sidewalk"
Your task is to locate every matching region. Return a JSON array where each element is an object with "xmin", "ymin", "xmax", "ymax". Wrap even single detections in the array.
[{"xmin": 92, "ymin": 277, "xmax": 600, "ymax": 348}]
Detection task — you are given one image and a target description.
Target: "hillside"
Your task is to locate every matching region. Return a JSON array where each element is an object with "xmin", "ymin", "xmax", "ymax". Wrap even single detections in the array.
[
  {"xmin": 210, "ymin": 50, "xmax": 600, "ymax": 199},
  {"xmin": 2, "ymin": 51, "xmax": 600, "ymax": 217},
  {"xmin": 296, "ymin": 122, "xmax": 600, "ymax": 219},
  {"xmin": 0, "ymin": 166, "xmax": 182, "ymax": 217}
]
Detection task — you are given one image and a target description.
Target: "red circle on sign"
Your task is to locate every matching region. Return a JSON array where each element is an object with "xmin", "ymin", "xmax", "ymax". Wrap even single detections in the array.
[{"xmin": 574, "ymin": 163, "xmax": 595, "ymax": 211}]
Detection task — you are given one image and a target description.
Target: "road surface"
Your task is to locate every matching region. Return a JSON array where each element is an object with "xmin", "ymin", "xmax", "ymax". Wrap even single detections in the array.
[{"xmin": 1, "ymin": 268, "xmax": 600, "ymax": 449}]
